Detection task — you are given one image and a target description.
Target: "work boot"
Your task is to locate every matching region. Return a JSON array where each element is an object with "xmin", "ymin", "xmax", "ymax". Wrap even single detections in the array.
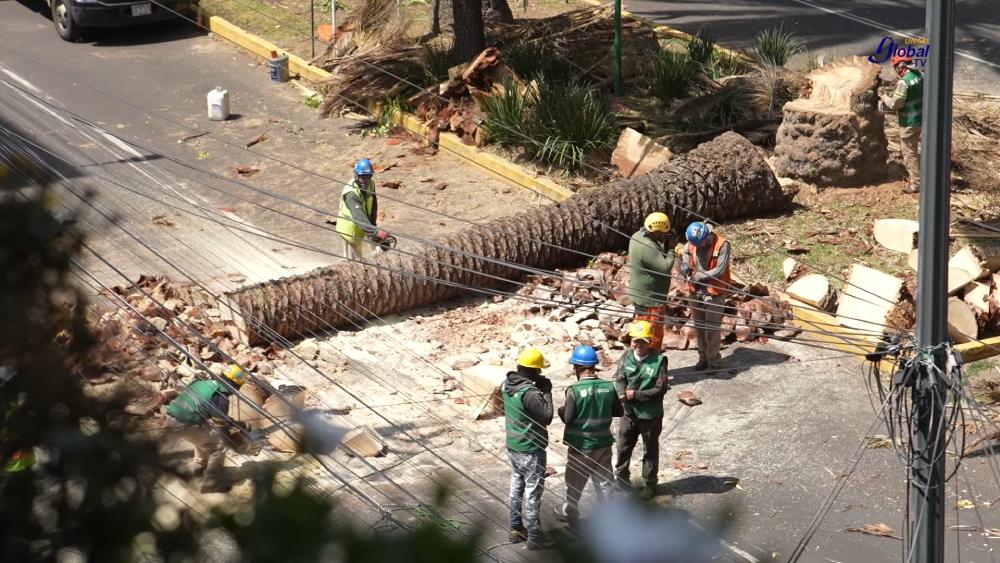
[
  {"xmin": 526, "ymin": 534, "xmax": 554, "ymax": 551},
  {"xmin": 508, "ymin": 527, "xmax": 528, "ymax": 544},
  {"xmin": 694, "ymin": 360, "xmax": 709, "ymax": 371},
  {"xmin": 552, "ymin": 504, "xmax": 579, "ymax": 525}
]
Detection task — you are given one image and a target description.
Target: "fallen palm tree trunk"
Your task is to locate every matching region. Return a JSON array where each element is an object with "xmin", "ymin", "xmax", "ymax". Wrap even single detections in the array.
[{"xmin": 223, "ymin": 133, "xmax": 796, "ymax": 344}]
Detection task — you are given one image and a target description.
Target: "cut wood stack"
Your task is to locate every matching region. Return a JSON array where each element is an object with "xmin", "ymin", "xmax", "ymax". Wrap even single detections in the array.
[{"xmin": 872, "ymin": 218, "xmax": 1000, "ymax": 341}]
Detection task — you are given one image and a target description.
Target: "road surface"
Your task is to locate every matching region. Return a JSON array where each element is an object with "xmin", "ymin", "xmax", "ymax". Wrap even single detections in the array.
[{"xmin": 625, "ymin": 0, "xmax": 1000, "ymax": 93}]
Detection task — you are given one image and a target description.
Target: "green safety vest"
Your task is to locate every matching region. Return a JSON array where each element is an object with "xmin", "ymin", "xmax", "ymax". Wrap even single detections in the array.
[
  {"xmin": 504, "ymin": 383, "xmax": 547, "ymax": 452},
  {"xmin": 898, "ymin": 69, "xmax": 923, "ymax": 128},
  {"xmin": 166, "ymin": 380, "xmax": 225, "ymax": 424},
  {"xmin": 622, "ymin": 351, "xmax": 667, "ymax": 419},
  {"xmin": 563, "ymin": 378, "xmax": 617, "ymax": 450},
  {"xmin": 335, "ymin": 181, "xmax": 376, "ymax": 243}
]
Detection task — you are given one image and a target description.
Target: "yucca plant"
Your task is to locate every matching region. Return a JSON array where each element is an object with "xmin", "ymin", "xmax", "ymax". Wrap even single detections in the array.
[
  {"xmin": 687, "ymin": 29, "xmax": 716, "ymax": 71},
  {"xmin": 422, "ymin": 42, "xmax": 456, "ymax": 86},
  {"xmin": 751, "ymin": 24, "xmax": 803, "ymax": 67},
  {"xmin": 527, "ymin": 78, "xmax": 617, "ymax": 171},
  {"xmin": 480, "ymin": 80, "xmax": 532, "ymax": 147},
  {"xmin": 707, "ymin": 50, "xmax": 750, "ymax": 79},
  {"xmin": 647, "ymin": 50, "xmax": 698, "ymax": 104},
  {"xmin": 503, "ymin": 40, "xmax": 575, "ymax": 83}
]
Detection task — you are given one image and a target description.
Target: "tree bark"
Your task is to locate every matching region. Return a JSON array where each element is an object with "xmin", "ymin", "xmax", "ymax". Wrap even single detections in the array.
[
  {"xmin": 452, "ymin": 0, "xmax": 485, "ymax": 62},
  {"xmin": 222, "ymin": 133, "xmax": 797, "ymax": 345},
  {"xmin": 482, "ymin": 0, "xmax": 513, "ymax": 23}
]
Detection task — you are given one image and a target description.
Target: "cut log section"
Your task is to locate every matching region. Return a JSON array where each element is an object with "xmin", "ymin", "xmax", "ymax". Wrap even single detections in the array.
[
  {"xmin": 907, "ymin": 249, "xmax": 919, "ymax": 271},
  {"xmin": 948, "ymin": 268, "xmax": 976, "ymax": 296},
  {"xmin": 783, "ymin": 257, "xmax": 808, "ymax": 282},
  {"xmin": 836, "ymin": 264, "xmax": 903, "ymax": 336},
  {"xmin": 965, "ymin": 281, "xmax": 992, "ymax": 315},
  {"xmin": 873, "ymin": 219, "xmax": 919, "ymax": 254},
  {"xmin": 611, "ymin": 127, "xmax": 673, "ymax": 178},
  {"xmin": 971, "ymin": 245, "xmax": 1000, "ymax": 272},
  {"xmin": 786, "ymin": 274, "xmax": 836, "ymax": 311},
  {"xmin": 460, "ymin": 364, "xmax": 507, "ymax": 420},
  {"xmin": 947, "ymin": 297, "xmax": 979, "ymax": 343},
  {"xmin": 341, "ymin": 426, "xmax": 387, "ymax": 457},
  {"xmin": 262, "ymin": 387, "xmax": 306, "ymax": 453},
  {"xmin": 950, "ymin": 246, "xmax": 989, "ymax": 281},
  {"xmin": 228, "ymin": 382, "xmax": 267, "ymax": 430}
]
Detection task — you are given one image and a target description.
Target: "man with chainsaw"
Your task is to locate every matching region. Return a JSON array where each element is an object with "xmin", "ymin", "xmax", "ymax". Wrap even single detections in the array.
[
  {"xmin": 681, "ymin": 221, "xmax": 732, "ymax": 371},
  {"xmin": 336, "ymin": 158, "xmax": 394, "ymax": 259},
  {"xmin": 879, "ymin": 54, "xmax": 924, "ymax": 194},
  {"xmin": 164, "ymin": 364, "xmax": 253, "ymax": 493}
]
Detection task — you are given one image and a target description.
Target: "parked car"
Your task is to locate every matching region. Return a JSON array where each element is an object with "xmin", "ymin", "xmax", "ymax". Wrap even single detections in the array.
[{"xmin": 47, "ymin": 0, "xmax": 192, "ymax": 41}]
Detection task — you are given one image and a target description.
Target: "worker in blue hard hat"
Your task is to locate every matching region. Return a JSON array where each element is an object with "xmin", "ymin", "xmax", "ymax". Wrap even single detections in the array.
[
  {"xmin": 555, "ymin": 345, "xmax": 622, "ymax": 526},
  {"xmin": 681, "ymin": 221, "xmax": 732, "ymax": 371},
  {"xmin": 335, "ymin": 158, "xmax": 393, "ymax": 260}
]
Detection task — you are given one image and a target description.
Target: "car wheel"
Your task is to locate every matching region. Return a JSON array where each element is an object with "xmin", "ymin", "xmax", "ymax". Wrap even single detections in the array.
[{"xmin": 51, "ymin": 0, "xmax": 81, "ymax": 41}]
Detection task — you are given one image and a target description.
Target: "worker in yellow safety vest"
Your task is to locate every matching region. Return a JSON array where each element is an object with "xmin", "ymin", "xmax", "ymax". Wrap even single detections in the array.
[{"xmin": 335, "ymin": 159, "xmax": 392, "ymax": 260}]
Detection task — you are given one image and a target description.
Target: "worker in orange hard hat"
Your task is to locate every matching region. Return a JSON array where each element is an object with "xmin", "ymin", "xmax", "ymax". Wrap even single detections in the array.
[
  {"xmin": 879, "ymin": 54, "xmax": 923, "ymax": 194},
  {"xmin": 628, "ymin": 212, "xmax": 677, "ymax": 352}
]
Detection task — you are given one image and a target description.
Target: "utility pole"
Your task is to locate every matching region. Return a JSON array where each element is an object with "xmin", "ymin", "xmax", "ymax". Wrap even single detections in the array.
[
  {"xmin": 910, "ymin": 0, "xmax": 955, "ymax": 560},
  {"xmin": 613, "ymin": 0, "xmax": 623, "ymax": 97}
]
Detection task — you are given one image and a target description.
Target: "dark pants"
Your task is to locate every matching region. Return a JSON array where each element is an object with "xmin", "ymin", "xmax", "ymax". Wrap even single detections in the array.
[{"xmin": 614, "ymin": 415, "xmax": 663, "ymax": 487}]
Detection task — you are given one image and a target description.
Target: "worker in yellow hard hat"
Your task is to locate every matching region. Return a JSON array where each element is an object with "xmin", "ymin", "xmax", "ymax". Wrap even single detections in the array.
[
  {"xmin": 164, "ymin": 364, "xmax": 248, "ymax": 493},
  {"xmin": 614, "ymin": 321, "xmax": 669, "ymax": 497},
  {"xmin": 502, "ymin": 348, "xmax": 554, "ymax": 550},
  {"xmin": 628, "ymin": 212, "xmax": 677, "ymax": 352}
]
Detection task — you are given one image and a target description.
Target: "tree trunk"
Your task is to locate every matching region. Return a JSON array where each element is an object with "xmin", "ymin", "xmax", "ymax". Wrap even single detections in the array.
[
  {"xmin": 482, "ymin": 0, "xmax": 513, "ymax": 24},
  {"xmin": 222, "ymin": 133, "xmax": 796, "ymax": 345},
  {"xmin": 452, "ymin": 0, "xmax": 485, "ymax": 62}
]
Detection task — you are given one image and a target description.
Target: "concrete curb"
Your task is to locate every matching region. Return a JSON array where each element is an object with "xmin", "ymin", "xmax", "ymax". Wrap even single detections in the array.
[
  {"xmin": 198, "ymin": 10, "xmax": 574, "ymax": 201},
  {"xmin": 198, "ymin": 10, "xmax": 333, "ymax": 83}
]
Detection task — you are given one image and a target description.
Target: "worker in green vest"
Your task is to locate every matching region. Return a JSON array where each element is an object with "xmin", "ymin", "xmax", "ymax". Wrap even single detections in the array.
[
  {"xmin": 165, "ymin": 364, "xmax": 247, "ymax": 493},
  {"xmin": 335, "ymin": 159, "xmax": 392, "ymax": 260},
  {"xmin": 879, "ymin": 54, "xmax": 923, "ymax": 194},
  {"xmin": 613, "ymin": 320, "xmax": 669, "ymax": 497},
  {"xmin": 554, "ymin": 345, "xmax": 622, "ymax": 527},
  {"xmin": 503, "ymin": 348, "xmax": 554, "ymax": 550}
]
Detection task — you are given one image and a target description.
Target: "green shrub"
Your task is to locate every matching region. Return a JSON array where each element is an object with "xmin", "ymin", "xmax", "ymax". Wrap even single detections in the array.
[
  {"xmin": 422, "ymin": 43, "xmax": 456, "ymax": 86},
  {"xmin": 480, "ymin": 81, "xmax": 532, "ymax": 147},
  {"xmin": 707, "ymin": 50, "xmax": 749, "ymax": 79},
  {"xmin": 527, "ymin": 78, "xmax": 617, "ymax": 171},
  {"xmin": 671, "ymin": 84, "xmax": 751, "ymax": 132},
  {"xmin": 502, "ymin": 40, "xmax": 576, "ymax": 83},
  {"xmin": 687, "ymin": 29, "xmax": 716, "ymax": 71},
  {"xmin": 647, "ymin": 50, "xmax": 698, "ymax": 104},
  {"xmin": 751, "ymin": 24, "xmax": 803, "ymax": 67}
]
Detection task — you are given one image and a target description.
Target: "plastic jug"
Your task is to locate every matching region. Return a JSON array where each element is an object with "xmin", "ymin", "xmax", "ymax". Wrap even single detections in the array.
[{"xmin": 207, "ymin": 87, "xmax": 230, "ymax": 121}]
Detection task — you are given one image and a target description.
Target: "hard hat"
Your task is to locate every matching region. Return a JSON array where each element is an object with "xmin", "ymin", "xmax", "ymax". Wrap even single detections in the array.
[
  {"xmin": 643, "ymin": 212, "xmax": 670, "ymax": 233},
  {"xmin": 686, "ymin": 221, "xmax": 712, "ymax": 246},
  {"xmin": 224, "ymin": 364, "xmax": 247, "ymax": 385},
  {"xmin": 891, "ymin": 54, "xmax": 913, "ymax": 67},
  {"xmin": 569, "ymin": 345, "xmax": 599, "ymax": 367},
  {"xmin": 628, "ymin": 320, "xmax": 654, "ymax": 341},
  {"xmin": 517, "ymin": 348, "xmax": 550, "ymax": 369},
  {"xmin": 354, "ymin": 158, "xmax": 374, "ymax": 176}
]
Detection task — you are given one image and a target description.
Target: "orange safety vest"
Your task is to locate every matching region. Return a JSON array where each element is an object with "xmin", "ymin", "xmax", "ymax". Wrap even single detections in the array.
[{"xmin": 686, "ymin": 234, "xmax": 732, "ymax": 296}]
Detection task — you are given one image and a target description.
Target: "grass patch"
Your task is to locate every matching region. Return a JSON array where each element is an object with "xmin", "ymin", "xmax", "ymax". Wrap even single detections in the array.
[
  {"xmin": 502, "ymin": 40, "xmax": 576, "ymax": 83},
  {"xmin": 687, "ymin": 28, "xmax": 715, "ymax": 71},
  {"xmin": 646, "ymin": 50, "xmax": 698, "ymax": 104},
  {"xmin": 421, "ymin": 42, "xmax": 456, "ymax": 86},
  {"xmin": 303, "ymin": 93, "xmax": 323, "ymax": 109},
  {"xmin": 479, "ymin": 81, "xmax": 531, "ymax": 147},
  {"xmin": 751, "ymin": 24, "xmax": 803, "ymax": 67}
]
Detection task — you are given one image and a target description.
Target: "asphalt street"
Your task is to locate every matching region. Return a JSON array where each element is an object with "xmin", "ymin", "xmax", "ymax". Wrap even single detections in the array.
[{"xmin": 624, "ymin": 0, "xmax": 1000, "ymax": 93}]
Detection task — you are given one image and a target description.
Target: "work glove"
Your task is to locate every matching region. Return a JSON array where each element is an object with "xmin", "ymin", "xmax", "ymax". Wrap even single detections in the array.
[
  {"xmin": 370, "ymin": 229, "xmax": 395, "ymax": 250},
  {"xmin": 535, "ymin": 376, "xmax": 553, "ymax": 395}
]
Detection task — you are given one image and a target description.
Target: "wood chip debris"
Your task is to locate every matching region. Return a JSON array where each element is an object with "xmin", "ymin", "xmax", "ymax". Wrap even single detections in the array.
[
  {"xmin": 245, "ymin": 133, "xmax": 268, "ymax": 149},
  {"xmin": 846, "ymin": 523, "xmax": 902, "ymax": 540}
]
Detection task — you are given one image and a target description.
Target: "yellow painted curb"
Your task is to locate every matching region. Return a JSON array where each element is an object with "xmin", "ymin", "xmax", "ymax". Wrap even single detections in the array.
[
  {"xmin": 202, "ymin": 13, "xmax": 333, "ymax": 84},
  {"xmin": 956, "ymin": 336, "xmax": 1000, "ymax": 364},
  {"xmin": 788, "ymin": 302, "xmax": 878, "ymax": 358}
]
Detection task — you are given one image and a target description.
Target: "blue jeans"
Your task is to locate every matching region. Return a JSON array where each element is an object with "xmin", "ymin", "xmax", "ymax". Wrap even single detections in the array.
[{"xmin": 507, "ymin": 448, "xmax": 546, "ymax": 540}]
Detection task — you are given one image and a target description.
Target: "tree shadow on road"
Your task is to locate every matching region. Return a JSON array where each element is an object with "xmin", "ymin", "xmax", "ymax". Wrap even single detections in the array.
[
  {"xmin": 654, "ymin": 474, "xmax": 740, "ymax": 497},
  {"xmin": 670, "ymin": 346, "xmax": 791, "ymax": 384}
]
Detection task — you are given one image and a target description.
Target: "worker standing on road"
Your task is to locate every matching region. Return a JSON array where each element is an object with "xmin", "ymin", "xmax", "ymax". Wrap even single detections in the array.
[
  {"xmin": 628, "ymin": 212, "xmax": 676, "ymax": 351},
  {"xmin": 879, "ymin": 54, "xmax": 923, "ymax": 194},
  {"xmin": 555, "ymin": 345, "xmax": 622, "ymax": 526},
  {"xmin": 164, "ymin": 364, "xmax": 247, "ymax": 493},
  {"xmin": 503, "ymin": 348, "xmax": 554, "ymax": 550},
  {"xmin": 681, "ymin": 221, "xmax": 732, "ymax": 371},
  {"xmin": 614, "ymin": 321, "xmax": 669, "ymax": 497},
  {"xmin": 336, "ymin": 158, "xmax": 392, "ymax": 259}
]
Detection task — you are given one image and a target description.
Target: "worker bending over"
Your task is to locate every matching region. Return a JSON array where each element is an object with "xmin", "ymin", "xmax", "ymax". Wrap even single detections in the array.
[
  {"xmin": 682, "ymin": 221, "xmax": 732, "ymax": 371},
  {"xmin": 555, "ymin": 345, "xmax": 622, "ymax": 526}
]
